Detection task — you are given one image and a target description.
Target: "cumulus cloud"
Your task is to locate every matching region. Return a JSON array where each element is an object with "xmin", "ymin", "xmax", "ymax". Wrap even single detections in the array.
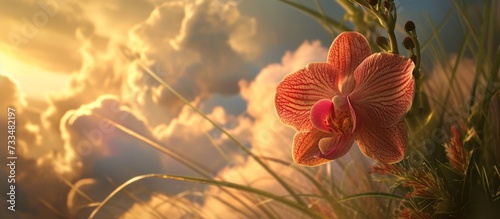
[
  {"xmin": 153, "ymin": 105, "xmax": 243, "ymax": 176},
  {"xmin": 127, "ymin": 0, "xmax": 262, "ymax": 125},
  {"xmin": 74, "ymin": 0, "xmax": 154, "ymax": 42},
  {"xmin": 58, "ymin": 95, "xmax": 162, "ymax": 177},
  {"xmin": 41, "ymin": 27, "xmax": 128, "ymax": 134},
  {"xmin": 0, "ymin": 73, "xmax": 69, "ymax": 218},
  {"xmin": 0, "ymin": 73, "xmax": 39, "ymax": 157}
]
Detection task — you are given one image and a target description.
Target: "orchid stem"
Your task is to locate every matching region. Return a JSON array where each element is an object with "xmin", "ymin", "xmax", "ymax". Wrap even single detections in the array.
[{"xmin": 388, "ymin": 29, "xmax": 399, "ymax": 54}]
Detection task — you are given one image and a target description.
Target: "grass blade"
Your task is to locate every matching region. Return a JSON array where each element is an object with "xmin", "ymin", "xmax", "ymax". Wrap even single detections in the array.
[{"xmin": 89, "ymin": 174, "xmax": 325, "ymax": 219}]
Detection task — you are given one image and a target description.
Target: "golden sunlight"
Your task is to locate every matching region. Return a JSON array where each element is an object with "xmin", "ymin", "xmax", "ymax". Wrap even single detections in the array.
[{"xmin": 0, "ymin": 51, "xmax": 70, "ymax": 100}]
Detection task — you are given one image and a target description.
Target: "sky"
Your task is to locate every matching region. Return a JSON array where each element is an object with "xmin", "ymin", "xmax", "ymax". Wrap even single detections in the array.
[{"xmin": 0, "ymin": 0, "xmax": 497, "ymax": 218}]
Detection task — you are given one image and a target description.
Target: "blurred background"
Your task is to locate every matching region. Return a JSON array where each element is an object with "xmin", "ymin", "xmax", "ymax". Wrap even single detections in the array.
[{"xmin": 0, "ymin": 0, "xmax": 498, "ymax": 218}]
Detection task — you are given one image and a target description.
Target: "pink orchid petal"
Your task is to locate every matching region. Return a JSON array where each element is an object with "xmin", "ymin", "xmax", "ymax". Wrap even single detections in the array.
[
  {"xmin": 349, "ymin": 53, "xmax": 415, "ymax": 128},
  {"xmin": 327, "ymin": 32, "xmax": 371, "ymax": 94},
  {"xmin": 310, "ymin": 99, "xmax": 334, "ymax": 133},
  {"xmin": 318, "ymin": 133, "xmax": 355, "ymax": 159},
  {"xmin": 356, "ymin": 120, "xmax": 408, "ymax": 164},
  {"xmin": 292, "ymin": 130, "xmax": 332, "ymax": 166},
  {"xmin": 275, "ymin": 63, "xmax": 340, "ymax": 131}
]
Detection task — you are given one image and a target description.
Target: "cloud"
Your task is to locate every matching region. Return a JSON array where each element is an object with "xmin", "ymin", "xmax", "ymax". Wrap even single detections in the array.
[
  {"xmin": 0, "ymin": 73, "xmax": 69, "ymax": 218},
  {"xmin": 1, "ymin": 0, "xmax": 156, "ymax": 74},
  {"xmin": 154, "ymin": 105, "xmax": 231, "ymax": 174},
  {"xmin": 1, "ymin": 0, "xmax": 87, "ymax": 73},
  {"xmin": 0, "ymin": 73, "xmax": 39, "ymax": 157},
  {"xmin": 127, "ymin": 0, "xmax": 262, "ymax": 125},
  {"xmin": 74, "ymin": 0, "xmax": 154, "ymax": 42},
  {"xmin": 121, "ymin": 193, "xmax": 198, "ymax": 219},
  {"xmin": 41, "ymin": 27, "xmax": 127, "ymax": 134},
  {"xmin": 59, "ymin": 95, "xmax": 165, "ymax": 182}
]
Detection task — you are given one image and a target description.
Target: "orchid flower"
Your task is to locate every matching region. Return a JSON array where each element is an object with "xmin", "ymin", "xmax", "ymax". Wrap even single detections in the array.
[{"xmin": 275, "ymin": 32, "xmax": 415, "ymax": 166}]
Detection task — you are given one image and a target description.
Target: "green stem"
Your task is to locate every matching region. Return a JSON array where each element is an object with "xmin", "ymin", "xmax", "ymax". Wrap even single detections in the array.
[
  {"xmin": 354, "ymin": 1, "xmax": 399, "ymax": 54},
  {"xmin": 387, "ymin": 29, "xmax": 399, "ymax": 54}
]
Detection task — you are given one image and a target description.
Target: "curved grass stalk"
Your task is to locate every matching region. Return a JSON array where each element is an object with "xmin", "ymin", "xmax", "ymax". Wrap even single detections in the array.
[
  {"xmin": 58, "ymin": 175, "xmax": 94, "ymax": 203},
  {"xmin": 336, "ymin": 192, "xmax": 402, "ymax": 203},
  {"xmin": 75, "ymin": 203, "xmax": 123, "ymax": 218},
  {"xmin": 150, "ymin": 191, "xmax": 208, "ymax": 218},
  {"xmin": 89, "ymin": 174, "xmax": 324, "ymax": 219},
  {"xmin": 313, "ymin": 0, "xmax": 336, "ymax": 36},
  {"xmin": 419, "ymin": 9, "xmax": 453, "ymax": 53},
  {"xmin": 137, "ymin": 62, "xmax": 309, "ymax": 208},
  {"xmin": 452, "ymin": 1, "xmax": 480, "ymax": 47},
  {"xmin": 466, "ymin": 0, "xmax": 490, "ymax": 116},
  {"xmin": 277, "ymin": 0, "xmax": 351, "ymax": 33},
  {"xmin": 105, "ymin": 178, "xmax": 165, "ymax": 219},
  {"xmin": 484, "ymin": 47, "xmax": 500, "ymax": 103},
  {"xmin": 38, "ymin": 199, "xmax": 70, "ymax": 218}
]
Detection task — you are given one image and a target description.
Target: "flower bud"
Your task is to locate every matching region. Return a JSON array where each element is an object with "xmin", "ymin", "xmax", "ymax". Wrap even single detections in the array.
[
  {"xmin": 402, "ymin": 37, "xmax": 415, "ymax": 49},
  {"xmin": 383, "ymin": 1, "xmax": 391, "ymax": 10},
  {"xmin": 367, "ymin": 0, "xmax": 378, "ymax": 7},
  {"xmin": 405, "ymin": 21, "xmax": 416, "ymax": 33},
  {"xmin": 376, "ymin": 36, "xmax": 390, "ymax": 51}
]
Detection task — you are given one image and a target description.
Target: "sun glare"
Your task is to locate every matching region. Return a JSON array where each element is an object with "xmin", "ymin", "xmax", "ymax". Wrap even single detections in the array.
[{"xmin": 0, "ymin": 50, "xmax": 70, "ymax": 100}]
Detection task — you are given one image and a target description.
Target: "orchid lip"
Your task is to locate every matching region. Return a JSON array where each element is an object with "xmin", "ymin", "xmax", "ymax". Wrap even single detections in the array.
[{"xmin": 311, "ymin": 97, "xmax": 354, "ymax": 135}]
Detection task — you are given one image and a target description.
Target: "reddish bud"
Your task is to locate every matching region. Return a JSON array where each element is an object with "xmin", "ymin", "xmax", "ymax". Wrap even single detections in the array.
[
  {"xmin": 403, "ymin": 37, "xmax": 415, "ymax": 49},
  {"xmin": 376, "ymin": 36, "xmax": 390, "ymax": 51},
  {"xmin": 367, "ymin": 0, "xmax": 378, "ymax": 7},
  {"xmin": 383, "ymin": 1, "xmax": 391, "ymax": 10},
  {"xmin": 405, "ymin": 21, "xmax": 416, "ymax": 32}
]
